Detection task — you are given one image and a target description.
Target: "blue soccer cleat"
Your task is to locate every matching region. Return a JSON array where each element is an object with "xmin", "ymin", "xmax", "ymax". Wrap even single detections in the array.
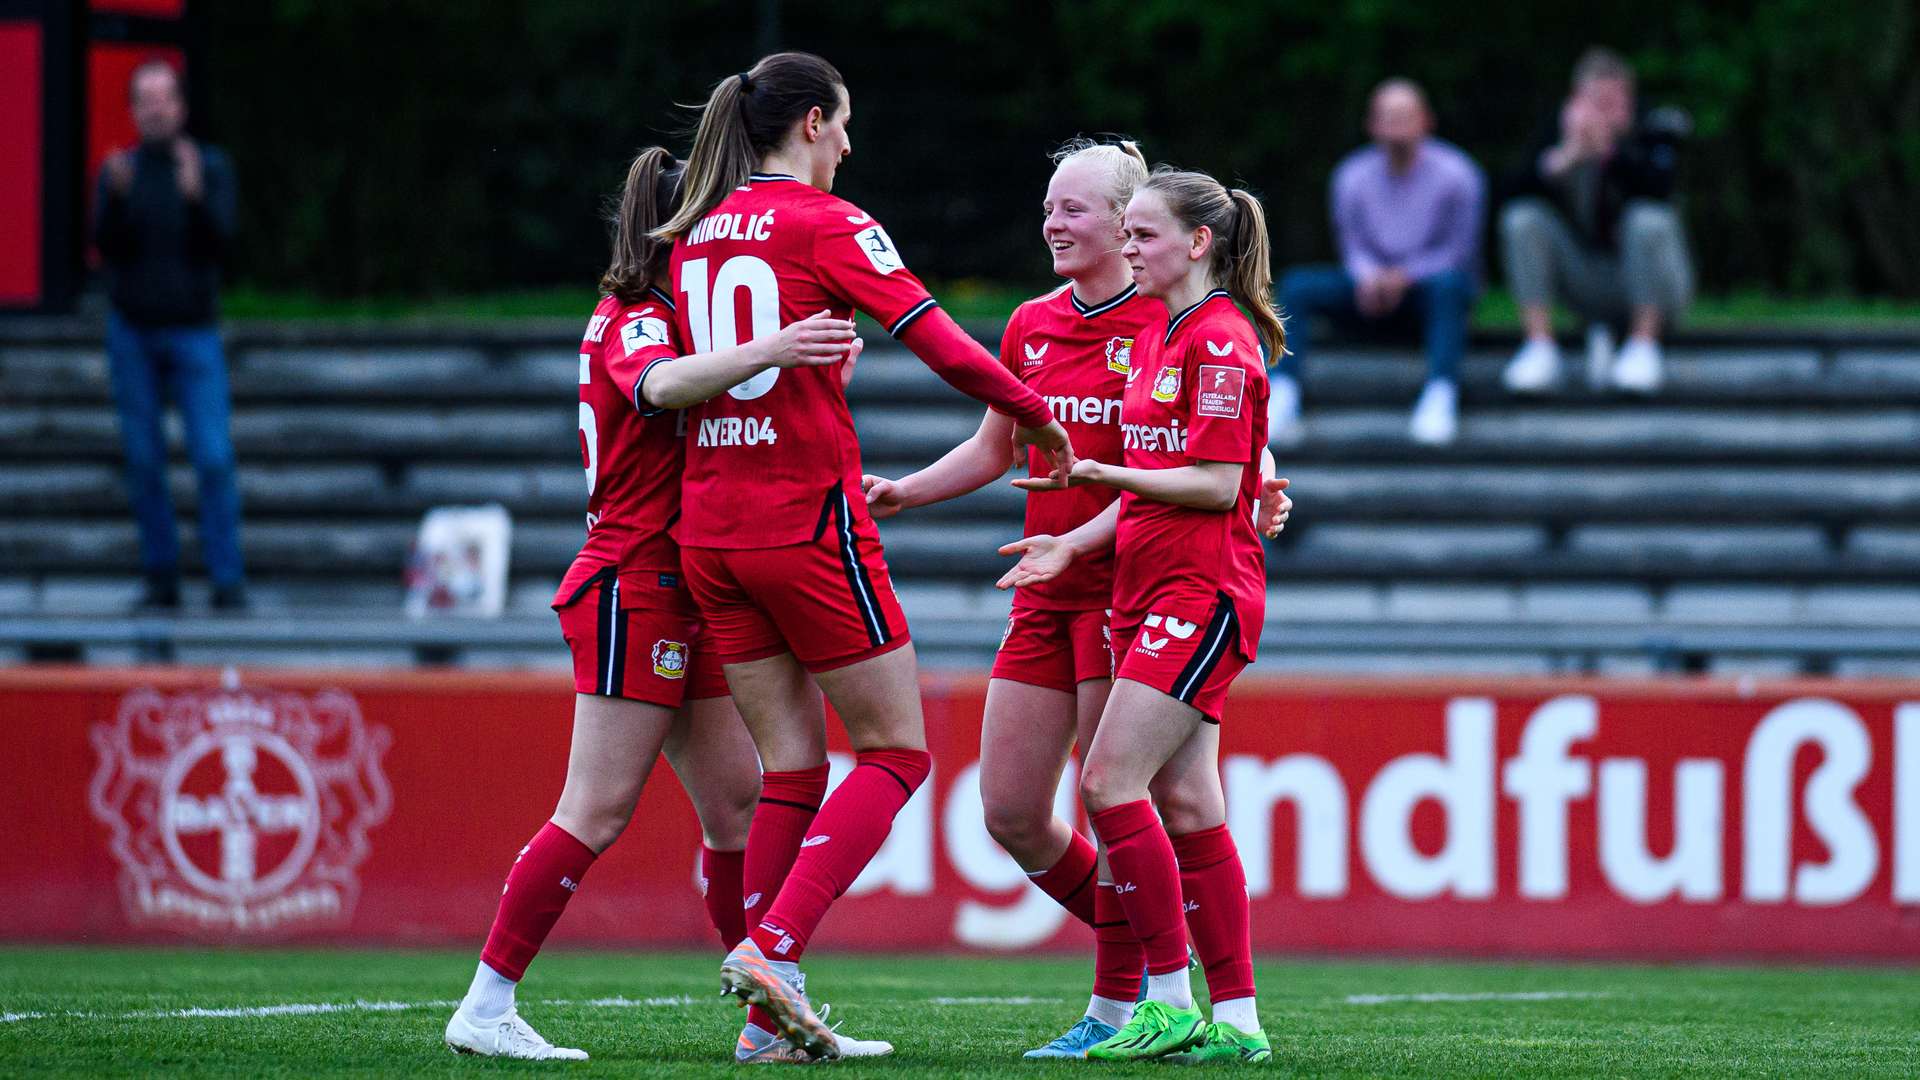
[{"xmin": 1023, "ymin": 1015, "xmax": 1119, "ymax": 1059}]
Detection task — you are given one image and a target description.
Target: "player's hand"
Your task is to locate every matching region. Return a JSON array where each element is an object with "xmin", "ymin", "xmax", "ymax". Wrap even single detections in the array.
[
  {"xmin": 766, "ymin": 310, "xmax": 857, "ymax": 368},
  {"xmin": 1013, "ymin": 419, "xmax": 1074, "ymax": 487},
  {"xmin": 1376, "ymin": 269, "xmax": 1409, "ymax": 313},
  {"xmin": 838, "ymin": 335, "xmax": 863, "ymax": 389},
  {"xmin": 173, "ymin": 138, "xmax": 203, "ymax": 202},
  {"xmin": 862, "ymin": 473, "xmax": 908, "ymax": 519},
  {"xmin": 1256, "ymin": 476, "xmax": 1292, "ymax": 539},
  {"xmin": 995, "ymin": 533, "xmax": 1076, "ymax": 590},
  {"xmin": 104, "ymin": 151, "xmax": 134, "ymax": 196},
  {"xmin": 1011, "ymin": 456, "xmax": 1102, "ymax": 492}
]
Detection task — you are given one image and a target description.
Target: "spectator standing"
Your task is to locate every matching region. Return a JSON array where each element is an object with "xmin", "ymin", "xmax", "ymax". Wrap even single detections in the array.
[
  {"xmin": 1273, "ymin": 78, "xmax": 1484, "ymax": 447},
  {"xmin": 1500, "ymin": 47, "xmax": 1693, "ymax": 396},
  {"xmin": 92, "ymin": 59, "xmax": 246, "ymax": 611}
]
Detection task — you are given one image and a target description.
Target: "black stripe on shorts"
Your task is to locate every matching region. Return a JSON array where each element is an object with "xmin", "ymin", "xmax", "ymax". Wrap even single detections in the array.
[
  {"xmin": 1170, "ymin": 592, "xmax": 1238, "ymax": 707},
  {"xmin": 595, "ymin": 575, "xmax": 626, "ymax": 696},
  {"xmin": 826, "ymin": 487, "xmax": 891, "ymax": 648}
]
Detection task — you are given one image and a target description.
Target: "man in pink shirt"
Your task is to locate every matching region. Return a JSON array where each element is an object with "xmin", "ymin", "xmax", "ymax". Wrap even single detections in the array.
[{"xmin": 1272, "ymin": 79, "xmax": 1484, "ymax": 447}]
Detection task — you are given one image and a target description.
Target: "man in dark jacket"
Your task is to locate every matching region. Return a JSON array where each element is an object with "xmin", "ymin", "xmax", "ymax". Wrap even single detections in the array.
[
  {"xmin": 93, "ymin": 58, "xmax": 245, "ymax": 611},
  {"xmin": 1500, "ymin": 47, "xmax": 1693, "ymax": 397}
]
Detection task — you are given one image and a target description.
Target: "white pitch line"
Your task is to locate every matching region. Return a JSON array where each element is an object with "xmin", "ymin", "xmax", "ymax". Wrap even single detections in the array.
[
  {"xmin": 1344, "ymin": 991, "xmax": 1609, "ymax": 1006},
  {"xmin": 0, "ymin": 994, "xmax": 711, "ymax": 1025},
  {"xmin": 928, "ymin": 996, "xmax": 1062, "ymax": 1006}
]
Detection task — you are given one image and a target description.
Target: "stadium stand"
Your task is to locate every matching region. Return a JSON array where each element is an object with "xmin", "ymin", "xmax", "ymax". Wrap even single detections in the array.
[{"xmin": 3, "ymin": 317, "xmax": 1918, "ymax": 676}]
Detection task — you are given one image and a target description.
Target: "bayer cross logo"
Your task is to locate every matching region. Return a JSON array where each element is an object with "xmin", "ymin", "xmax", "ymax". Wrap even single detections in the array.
[{"xmin": 89, "ymin": 683, "xmax": 392, "ymax": 935}]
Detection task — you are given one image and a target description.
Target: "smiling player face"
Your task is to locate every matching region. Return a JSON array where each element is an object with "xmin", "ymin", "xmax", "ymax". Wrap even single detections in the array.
[
  {"xmin": 1121, "ymin": 190, "xmax": 1206, "ymax": 300},
  {"xmin": 1042, "ymin": 156, "xmax": 1125, "ymax": 282}
]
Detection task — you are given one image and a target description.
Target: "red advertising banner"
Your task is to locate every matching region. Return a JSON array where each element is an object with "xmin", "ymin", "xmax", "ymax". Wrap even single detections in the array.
[{"xmin": 3, "ymin": 668, "xmax": 1917, "ymax": 959}]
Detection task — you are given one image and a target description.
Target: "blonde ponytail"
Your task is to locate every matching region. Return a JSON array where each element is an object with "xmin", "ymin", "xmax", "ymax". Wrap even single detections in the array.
[{"xmin": 1049, "ymin": 135, "xmax": 1150, "ymax": 221}]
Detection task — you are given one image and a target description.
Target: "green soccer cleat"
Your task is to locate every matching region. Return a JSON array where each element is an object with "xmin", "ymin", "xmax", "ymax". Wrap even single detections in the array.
[
  {"xmin": 1085, "ymin": 999, "xmax": 1208, "ymax": 1061},
  {"xmin": 1164, "ymin": 1021, "xmax": 1273, "ymax": 1064}
]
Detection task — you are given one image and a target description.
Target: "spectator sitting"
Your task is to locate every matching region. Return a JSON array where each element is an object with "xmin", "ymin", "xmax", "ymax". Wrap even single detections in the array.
[
  {"xmin": 1500, "ymin": 46, "xmax": 1693, "ymax": 397},
  {"xmin": 1273, "ymin": 77, "xmax": 1484, "ymax": 447},
  {"xmin": 92, "ymin": 58, "xmax": 246, "ymax": 612}
]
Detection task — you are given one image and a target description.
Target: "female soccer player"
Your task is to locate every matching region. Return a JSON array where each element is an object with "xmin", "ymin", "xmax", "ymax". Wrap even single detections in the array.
[
  {"xmin": 653, "ymin": 52, "xmax": 1074, "ymax": 1059},
  {"xmin": 1040, "ymin": 168, "xmax": 1285, "ymax": 1063},
  {"xmin": 860, "ymin": 137, "xmax": 1160, "ymax": 1058},
  {"xmin": 443, "ymin": 148, "xmax": 863, "ymax": 1062}
]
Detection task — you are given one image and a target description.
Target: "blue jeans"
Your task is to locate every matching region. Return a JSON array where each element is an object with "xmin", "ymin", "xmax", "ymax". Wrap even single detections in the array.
[
  {"xmin": 1276, "ymin": 265, "xmax": 1474, "ymax": 384},
  {"xmin": 105, "ymin": 310, "xmax": 245, "ymax": 588}
]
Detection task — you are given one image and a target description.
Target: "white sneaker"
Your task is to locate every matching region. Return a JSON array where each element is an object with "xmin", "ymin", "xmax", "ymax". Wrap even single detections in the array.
[
  {"xmin": 1502, "ymin": 337, "xmax": 1562, "ymax": 394},
  {"xmin": 1585, "ymin": 323, "xmax": 1615, "ymax": 391},
  {"xmin": 736, "ymin": 1003, "xmax": 894, "ymax": 1063},
  {"xmin": 1408, "ymin": 379, "xmax": 1458, "ymax": 446},
  {"xmin": 444, "ymin": 1005, "xmax": 588, "ymax": 1060},
  {"xmin": 1610, "ymin": 336, "xmax": 1664, "ymax": 394},
  {"xmin": 1267, "ymin": 373, "xmax": 1304, "ymax": 447}
]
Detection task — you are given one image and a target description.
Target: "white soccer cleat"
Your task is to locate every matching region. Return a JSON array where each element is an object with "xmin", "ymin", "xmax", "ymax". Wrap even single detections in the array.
[
  {"xmin": 1502, "ymin": 337, "xmax": 1562, "ymax": 394},
  {"xmin": 720, "ymin": 939, "xmax": 838, "ymax": 1060},
  {"xmin": 1267, "ymin": 373, "xmax": 1304, "ymax": 447},
  {"xmin": 735, "ymin": 1003, "xmax": 894, "ymax": 1063},
  {"xmin": 444, "ymin": 1004, "xmax": 588, "ymax": 1060},
  {"xmin": 1408, "ymin": 378, "xmax": 1458, "ymax": 446},
  {"xmin": 1610, "ymin": 336, "xmax": 1665, "ymax": 395}
]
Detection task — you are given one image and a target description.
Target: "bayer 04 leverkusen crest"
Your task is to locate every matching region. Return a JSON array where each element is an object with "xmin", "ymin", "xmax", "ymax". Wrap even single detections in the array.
[{"xmin": 88, "ymin": 684, "xmax": 393, "ymax": 936}]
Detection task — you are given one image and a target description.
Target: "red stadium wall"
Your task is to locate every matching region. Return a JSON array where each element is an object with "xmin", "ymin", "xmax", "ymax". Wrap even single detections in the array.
[{"xmin": 4, "ymin": 668, "xmax": 1917, "ymax": 959}]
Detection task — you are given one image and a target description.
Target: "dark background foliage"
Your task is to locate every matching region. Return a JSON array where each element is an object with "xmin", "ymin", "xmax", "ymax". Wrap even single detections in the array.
[{"xmin": 201, "ymin": 0, "xmax": 1920, "ymax": 299}]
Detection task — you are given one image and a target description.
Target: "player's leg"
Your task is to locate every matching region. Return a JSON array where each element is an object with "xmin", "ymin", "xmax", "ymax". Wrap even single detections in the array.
[
  {"xmin": 661, "ymin": 688, "xmax": 761, "ymax": 950},
  {"xmin": 1151, "ymin": 724, "xmax": 1269, "ymax": 1062},
  {"xmin": 1080, "ymin": 676, "xmax": 1211, "ymax": 1061},
  {"xmin": 979, "ymin": 677, "xmax": 1085, "ymax": 906},
  {"xmin": 450, "ymin": 690, "xmax": 675, "ymax": 1060}
]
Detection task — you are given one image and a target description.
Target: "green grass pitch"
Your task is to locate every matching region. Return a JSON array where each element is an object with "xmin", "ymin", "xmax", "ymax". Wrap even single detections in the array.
[{"xmin": 1, "ymin": 947, "xmax": 1916, "ymax": 1077}]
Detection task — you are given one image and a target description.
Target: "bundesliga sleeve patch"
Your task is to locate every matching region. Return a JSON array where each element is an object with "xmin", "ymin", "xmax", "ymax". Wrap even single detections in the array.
[
  {"xmin": 1196, "ymin": 364, "xmax": 1246, "ymax": 419},
  {"xmin": 621, "ymin": 316, "xmax": 671, "ymax": 356},
  {"xmin": 853, "ymin": 224, "xmax": 905, "ymax": 275}
]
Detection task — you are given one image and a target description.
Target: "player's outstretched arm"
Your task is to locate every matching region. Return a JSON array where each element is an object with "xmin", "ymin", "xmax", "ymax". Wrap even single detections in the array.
[
  {"xmin": 1016, "ymin": 458, "xmax": 1240, "ymax": 512},
  {"xmin": 639, "ymin": 311, "xmax": 857, "ymax": 411},
  {"xmin": 993, "ymin": 498, "xmax": 1122, "ymax": 590},
  {"xmin": 864, "ymin": 408, "xmax": 1019, "ymax": 519}
]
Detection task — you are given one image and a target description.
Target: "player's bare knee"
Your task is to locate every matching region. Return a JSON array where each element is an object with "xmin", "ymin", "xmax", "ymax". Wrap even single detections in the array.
[
  {"xmin": 1079, "ymin": 761, "xmax": 1142, "ymax": 814},
  {"xmin": 983, "ymin": 798, "xmax": 1052, "ymax": 859}
]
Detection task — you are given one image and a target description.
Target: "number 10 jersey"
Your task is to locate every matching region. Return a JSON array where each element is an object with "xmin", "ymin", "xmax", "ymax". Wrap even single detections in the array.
[{"xmin": 668, "ymin": 174, "xmax": 940, "ymax": 550}]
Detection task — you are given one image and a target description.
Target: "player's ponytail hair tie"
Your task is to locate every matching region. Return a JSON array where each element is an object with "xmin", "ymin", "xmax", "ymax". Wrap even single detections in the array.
[{"xmin": 736, "ymin": 71, "xmax": 755, "ymax": 94}]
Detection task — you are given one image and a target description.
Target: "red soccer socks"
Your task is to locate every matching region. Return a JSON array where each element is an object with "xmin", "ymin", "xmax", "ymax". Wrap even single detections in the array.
[
  {"xmin": 700, "ymin": 845, "xmax": 747, "ymax": 951},
  {"xmin": 1027, "ymin": 830, "xmax": 1099, "ymax": 925},
  {"xmin": 479, "ymin": 821, "xmax": 597, "ymax": 982},
  {"xmin": 1171, "ymin": 824, "xmax": 1256, "ymax": 1005},
  {"xmin": 750, "ymin": 748, "xmax": 932, "ymax": 962},
  {"xmin": 1089, "ymin": 800, "xmax": 1190, "ymax": 976}
]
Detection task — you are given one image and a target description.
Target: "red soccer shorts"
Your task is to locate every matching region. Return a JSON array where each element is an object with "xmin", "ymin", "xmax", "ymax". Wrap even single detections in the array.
[
  {"xmin": 556, "ymin": 571, "xmax": 729, "ymax": 707},
  {"xmin": 990, "ymin": 605, "xmax": 1112, "ymax": 693},
  {"xmin": 681, "ymin": 528, "xmax": 910, "ymax": 674},
  {"xmin": 1110, "ymin": 592, "xmax": 1249, "ymax": 723}
]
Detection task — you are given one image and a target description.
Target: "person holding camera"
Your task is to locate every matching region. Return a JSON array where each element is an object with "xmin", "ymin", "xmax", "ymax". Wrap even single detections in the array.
[{"xmin": 1500, "ymin": 47, "xmax": 1692, "ymax": 396}]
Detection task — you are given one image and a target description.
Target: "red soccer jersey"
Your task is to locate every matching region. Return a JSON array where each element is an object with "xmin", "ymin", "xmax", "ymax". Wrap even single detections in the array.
[
  {"xmin": 668, "ymin": 173, "xmax": 1044, "ymax": 549},
  {"xmin": 1111, "ymin": 290, "xmax": 1269, "ymax": 658},
  {"xmin": 553, "ymin": 288, "xmax": 689, "ymax": 608},
  {"xmin": 998, "ymin": 282, "xmax": 1154, "ymax": 610}
]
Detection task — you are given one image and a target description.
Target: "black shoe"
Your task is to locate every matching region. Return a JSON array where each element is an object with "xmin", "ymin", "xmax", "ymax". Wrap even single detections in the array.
[
  {"xmin": 210, "ymin": 584, "xmax": 250, "ymax": 613},
  {"xmin": 132, "ymin": 575, "xmax": 181, "ymax": 613}
]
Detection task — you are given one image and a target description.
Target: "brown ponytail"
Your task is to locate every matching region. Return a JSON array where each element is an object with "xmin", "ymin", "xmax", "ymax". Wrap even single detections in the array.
[
  {"xmin": 1223, "ymin": 189, "xmax": 1286, "ymax": 364},
  {"xmin": 599, "ymin": 147, "xmax": 683, "ymax": 303},
  {"xmin": 1139, "ymin": 168, "xmax": 1287, "ymax": 365},
  {"xmin": 654, "ymin": 52, "xmax": 845, "ymax": 241}
]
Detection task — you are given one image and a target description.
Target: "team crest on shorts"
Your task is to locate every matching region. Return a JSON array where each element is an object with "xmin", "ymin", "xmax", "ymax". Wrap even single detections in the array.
[
  {"xmin": 1105, "ymin": 336, "xmax": 1134, "ymax": 375},
  {"xmin": 88, "ymin": 681, "xmax": 393, "ymax": 936},
  {"xmin": 1151, "ymin": 365, "xmax": 1182, "ymax": 403},
  {"xmin": 652, "ymin": 639, "xmax": 689, "ymax": 679}
]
